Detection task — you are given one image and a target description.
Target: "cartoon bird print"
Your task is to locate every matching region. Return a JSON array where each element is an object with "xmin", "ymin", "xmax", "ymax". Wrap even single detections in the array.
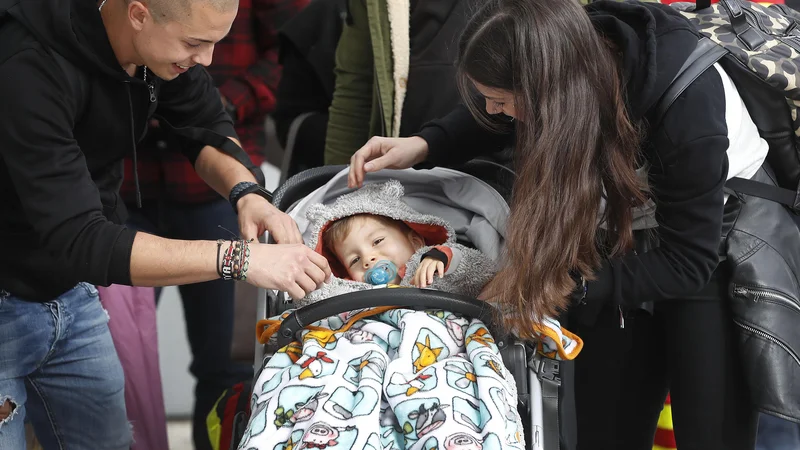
[
  {"xmin": 413, "ymin": 335, "xmax": 444, "ymax": 373},
  {"xmin": 481, "ymin": 356, "xmax": 504, "ymax": 378},
  {"xmin": 299, "ymin": 351, "xmax": 334, "ymax": 380},
  {"xmin": 405, "ymin": 372, "xmax": 434, "ymax": 396},
  {"xmin": 465, "ymin": 328, "xmax": 495, "ymax": 348},
  {"xmin": 445, "ymin": 362, "xmax": 477, "ymax": 390},
  {"xmin": 279, "ymin": 343, "xmax": 303, "ymax": 364},
  {"xmin": 302, "ymin": 330, "xmax": 338, "ymax": 349}
]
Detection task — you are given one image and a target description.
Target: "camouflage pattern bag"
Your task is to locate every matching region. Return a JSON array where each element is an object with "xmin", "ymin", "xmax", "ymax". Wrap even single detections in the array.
[{"xmin": 657, "ymin": 0, "xmax": 800, "ymax": 423}]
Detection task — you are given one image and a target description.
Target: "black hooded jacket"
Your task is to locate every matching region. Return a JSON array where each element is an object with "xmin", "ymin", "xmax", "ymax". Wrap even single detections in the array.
[
  {"xmin": 416, "ymin": 1, "xmax": 730, "ymax": 325},
  {"xmin": 0, "ymin": 0, "xmax": 247, "ymax": 301}
]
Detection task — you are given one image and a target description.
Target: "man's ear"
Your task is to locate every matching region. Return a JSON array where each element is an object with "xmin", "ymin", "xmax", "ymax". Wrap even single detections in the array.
[
  {"xmin": 127, "ymin": 1, "xmax": 151, "ymax": 32},
  {"xmin": 408, "ymin": 232, "xmax": 425, "ymax": 251}
]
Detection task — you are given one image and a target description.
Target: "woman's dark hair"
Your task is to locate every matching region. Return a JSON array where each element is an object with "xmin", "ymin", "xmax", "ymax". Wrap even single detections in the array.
[{"xmin": 458, "ymin": 0, "xmax": 647, "ymax": 339}]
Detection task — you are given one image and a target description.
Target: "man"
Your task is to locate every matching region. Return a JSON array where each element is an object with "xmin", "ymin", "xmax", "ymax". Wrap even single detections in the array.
[
  {"xmin": 118, "ymin": 0, "xmax": 308, "ymax": 447},
  {"xmin": 0, "ymin": 0, "xmax": 329, "ymax": 448}
]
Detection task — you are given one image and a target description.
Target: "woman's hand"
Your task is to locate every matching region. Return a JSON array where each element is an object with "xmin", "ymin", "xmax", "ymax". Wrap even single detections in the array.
[
  {"xmin": 413, "ymin": 257, "xmax": 445, "ymax": 288},
  {"xmin": 348, "ymin": 136, "xmax": 430, "ymax": 188}
]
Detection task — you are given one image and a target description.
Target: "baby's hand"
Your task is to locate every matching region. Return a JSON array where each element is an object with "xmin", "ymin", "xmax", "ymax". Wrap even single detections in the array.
[{"xmin": 413, "ymin": 257, "xmax": 444, "ymax": 288}]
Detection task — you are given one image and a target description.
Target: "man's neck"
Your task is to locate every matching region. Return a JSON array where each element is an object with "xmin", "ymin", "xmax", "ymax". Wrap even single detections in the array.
[{"xmin": 99, "ymin": 0, "xmax": 139, "ymax": 75}]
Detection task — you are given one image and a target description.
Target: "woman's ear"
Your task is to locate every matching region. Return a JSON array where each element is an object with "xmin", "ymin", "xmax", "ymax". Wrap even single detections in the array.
[{"xmin": 408, "ymin": 232, "xmax": 425, "ymax": 251}]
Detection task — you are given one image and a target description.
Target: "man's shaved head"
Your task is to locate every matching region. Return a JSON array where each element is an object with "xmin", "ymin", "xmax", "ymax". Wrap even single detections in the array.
[{"xmin": 133, "ymin": 0, "xmax": 239, "ymax": 23}]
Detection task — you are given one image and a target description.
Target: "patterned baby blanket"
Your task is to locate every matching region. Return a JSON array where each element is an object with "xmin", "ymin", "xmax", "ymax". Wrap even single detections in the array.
[{"xmin": 239, "ymin": 307, "xmax": 582, "ymax": 450}]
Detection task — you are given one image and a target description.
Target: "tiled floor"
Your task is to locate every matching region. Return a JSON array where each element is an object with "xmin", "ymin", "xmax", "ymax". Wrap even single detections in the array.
[{"xmin": 167, "ymin": 420, "xmax": 193, "ymax": 450}]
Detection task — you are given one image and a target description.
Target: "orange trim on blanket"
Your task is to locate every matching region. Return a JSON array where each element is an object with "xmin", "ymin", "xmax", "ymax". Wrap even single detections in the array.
[{"xmin": 532, "ymin": 323, "xmax": 584, "ymax": 360}]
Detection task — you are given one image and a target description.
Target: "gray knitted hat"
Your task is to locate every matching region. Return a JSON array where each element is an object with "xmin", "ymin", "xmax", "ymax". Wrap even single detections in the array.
[{"xmin": 305, "ymin": 180, "xmax": 456, "ymax": 279}]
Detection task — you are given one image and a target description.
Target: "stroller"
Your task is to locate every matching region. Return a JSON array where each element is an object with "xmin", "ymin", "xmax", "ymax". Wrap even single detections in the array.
[{"xmin": 248, "ymin": 162, "xmax": 577, "ymax": 450}]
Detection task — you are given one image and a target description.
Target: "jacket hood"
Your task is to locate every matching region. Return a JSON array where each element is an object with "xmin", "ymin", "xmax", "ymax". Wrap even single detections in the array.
[
  {"xmin": 305, "ymin": 180, "xmax": 456, "ymax": 279},
  {"xmin": 586, "ymin": 1, "xmax": 700, "ymax": 120},
  {"xmin": 2, "ymin": 0, "xmax": 129, "ymax": 79}
]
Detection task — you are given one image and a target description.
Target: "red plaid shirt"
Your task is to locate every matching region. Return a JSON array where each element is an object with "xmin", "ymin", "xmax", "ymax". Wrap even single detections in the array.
[{"xmin": 121, "ymin": 0, "xmax": 309, "ymax": 204}]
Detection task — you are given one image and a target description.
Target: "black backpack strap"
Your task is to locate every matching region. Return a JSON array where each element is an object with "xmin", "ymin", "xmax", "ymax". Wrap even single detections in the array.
[
  {"xmin": 652, "ymin": 37, "xmax": 800, "ymax": 212},
  {"xmin": 651, "ymin": 37, "xmax": 727, "ymax": 130},
  {"xmin": 726, "ymin": 177, "xmax": 800, "ymax": 211}
]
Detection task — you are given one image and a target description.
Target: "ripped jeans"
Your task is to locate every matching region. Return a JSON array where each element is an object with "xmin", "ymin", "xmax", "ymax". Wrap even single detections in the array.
[{"xmin": 0, "ymin": 283, "xmax": 131, "ymax": 449}]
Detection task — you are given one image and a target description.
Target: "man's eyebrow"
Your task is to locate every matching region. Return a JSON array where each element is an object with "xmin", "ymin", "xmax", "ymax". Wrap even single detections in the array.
[{"xmin": 187, "ymin": 30, "xmax": 231, "ymax": 44}]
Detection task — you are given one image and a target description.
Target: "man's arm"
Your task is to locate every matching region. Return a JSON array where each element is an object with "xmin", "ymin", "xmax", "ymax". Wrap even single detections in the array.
[{"xmin": 0, "ymin": 48, "xmax": 326, "ymax": 294}]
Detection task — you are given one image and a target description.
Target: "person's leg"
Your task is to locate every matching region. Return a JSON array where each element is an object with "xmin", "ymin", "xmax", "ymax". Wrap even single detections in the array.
[
  {"xmin": 660, "ymin": 298, "xmax": 759, "ymax": 450},
  {"xmin": 0, "ymin": 289, "xmax": 53, "ymax": 449},
  {"xmin": 569, "ymin": 304, "xmax": 670, "ymax": 450},
  {"xmin": 164, "ymin": 199, "xmax": 253, "ymax": 450},
  {"xmin": 1, "ymin": 284, "xmax": 131, "ymax": 450}
]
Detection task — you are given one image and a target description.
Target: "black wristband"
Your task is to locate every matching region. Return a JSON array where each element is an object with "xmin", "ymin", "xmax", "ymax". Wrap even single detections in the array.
[
  {"xmin": 421, "ymin": 248, "xmax": 449, "ymax": 266},
  {"xmin": 229, "ymin": 181, "xmax": 273, "ymax": 213}
]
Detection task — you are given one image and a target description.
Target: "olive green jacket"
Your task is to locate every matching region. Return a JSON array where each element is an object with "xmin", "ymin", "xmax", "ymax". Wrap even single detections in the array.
[{"xmin": 325, "ymin": 0, "xmax": 401, "ymax": 165}]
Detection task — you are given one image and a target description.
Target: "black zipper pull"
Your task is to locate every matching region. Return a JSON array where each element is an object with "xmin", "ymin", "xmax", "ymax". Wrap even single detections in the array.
[{"xmin": 143, "ymin": 66, "xmax": 156, "ymax": 103}]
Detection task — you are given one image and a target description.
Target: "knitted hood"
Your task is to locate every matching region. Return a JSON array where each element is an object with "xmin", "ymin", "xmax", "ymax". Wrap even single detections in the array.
[{"xmin": 305, "ymin": 180, "xmax": 456, "ymax": 279}]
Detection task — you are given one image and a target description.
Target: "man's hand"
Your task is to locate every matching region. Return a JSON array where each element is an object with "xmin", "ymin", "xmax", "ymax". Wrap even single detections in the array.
[
  {"xmin": 413, "ymin": 257, "xmax": 445, "ymax": 288},
  {"xmin": 247, "ymin": 243, "xmax": 331, "ymax": 299},
  {"xmin": 236, "ymin": 194, "xmax": 303, "ymax": 244}
]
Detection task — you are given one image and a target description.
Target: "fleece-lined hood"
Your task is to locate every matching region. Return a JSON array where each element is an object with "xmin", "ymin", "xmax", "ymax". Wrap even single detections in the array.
[
  {"xmin": 2, "ymin": 0, "xmax": 130, "ymax": 80},
  {"xmin": 586, "ymin": 1, "xmax": 700, "ymax": 120},
  {"xmin": 306, "ymin": 180, "xmax": 457, "ymax": 279}
]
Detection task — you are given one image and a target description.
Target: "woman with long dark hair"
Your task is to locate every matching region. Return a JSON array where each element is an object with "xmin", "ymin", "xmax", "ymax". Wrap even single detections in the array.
[{"xmin": 348, "ymin": 0, "xmax": 763, "ymax": 448}]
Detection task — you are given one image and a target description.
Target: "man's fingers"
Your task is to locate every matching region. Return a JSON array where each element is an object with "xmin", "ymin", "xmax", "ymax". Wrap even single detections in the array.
[
  {"xmin": 286, "ymin": 283, "xmax": 305, "ymax": 301},
  {"xmin": 240, "ymin": 222, "xmax": 258, "ymax": 241},
  {"xmin": 296, "ymin": 273, "xmax": 317, "ymax": 296},
  {"xmin": 305, "ymin": 263, "xmax": 328, "ymax": 288},
  {"xmin": 307, "ymin": 250, "xmax": 332, "ymax": 280},
  {"xmin": 285, "ymin": 223, "xmax": 303, "ymax": 245}
]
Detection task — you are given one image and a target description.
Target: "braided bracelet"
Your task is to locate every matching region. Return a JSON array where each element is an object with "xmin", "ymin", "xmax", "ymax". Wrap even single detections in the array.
[{"xmin": 218, "ymin": 239, "xmax": 252, "ymax": 281}]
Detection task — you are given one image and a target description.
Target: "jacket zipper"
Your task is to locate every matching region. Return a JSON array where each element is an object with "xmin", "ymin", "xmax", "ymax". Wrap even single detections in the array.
[
  {"xmin": 733, "ymin": 318, "xmax": 800, "ymax": 368},
  {"xmin": 732, "ymin": 285, "xmax": 800, "ymax": 314}
]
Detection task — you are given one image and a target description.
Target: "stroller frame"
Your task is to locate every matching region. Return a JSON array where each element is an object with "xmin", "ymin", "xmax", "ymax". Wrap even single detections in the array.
[{"xmin": 251, "ymin": 163, "xmax": 573, "ymax": 450}]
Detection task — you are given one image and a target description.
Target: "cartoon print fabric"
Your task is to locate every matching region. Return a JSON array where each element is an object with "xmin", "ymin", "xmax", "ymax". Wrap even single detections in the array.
[{"xmin": 238, "ymin": 309, "xmax": 526, "ymax": 450}]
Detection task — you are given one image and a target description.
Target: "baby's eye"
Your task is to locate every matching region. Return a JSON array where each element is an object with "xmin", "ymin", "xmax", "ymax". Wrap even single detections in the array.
[
  {"xmin": 373, "ymin": 237, "xmax": 384, "ymax": 246},
  {"xmin": 349, "ymin": 256, "xmax": 360, "ymax": 267}
]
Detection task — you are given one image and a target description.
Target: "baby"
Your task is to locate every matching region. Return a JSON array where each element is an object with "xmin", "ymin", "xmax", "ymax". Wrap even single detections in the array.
[{"xmin": 299, "ymin": 180, "xmax": 496, "ymax": 305}]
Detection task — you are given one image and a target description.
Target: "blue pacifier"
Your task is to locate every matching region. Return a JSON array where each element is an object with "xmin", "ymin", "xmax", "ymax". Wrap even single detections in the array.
[{"xmin": 364, "ymin": 260, "xmax": 398, "ymax": 285}]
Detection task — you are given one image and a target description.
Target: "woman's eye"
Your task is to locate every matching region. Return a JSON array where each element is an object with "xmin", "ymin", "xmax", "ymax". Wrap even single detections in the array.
[{"xmin": 495, "ymin": 102, "xmax": 505, "ymax": 108}]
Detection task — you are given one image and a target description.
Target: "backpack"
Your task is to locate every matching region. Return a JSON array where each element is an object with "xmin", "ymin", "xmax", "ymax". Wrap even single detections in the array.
[
  {"xmin": 654, "ymin": 0, "xmax": 800, "ymax": 423},
  {"xmin": 206, "ymin": 380, "xmax": 253, "ymax": 450}
]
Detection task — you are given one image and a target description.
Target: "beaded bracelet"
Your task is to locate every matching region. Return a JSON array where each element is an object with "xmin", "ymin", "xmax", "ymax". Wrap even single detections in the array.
[{"xmin": 218, "ymin": 239, "xmax": 253, "ymax": 281}]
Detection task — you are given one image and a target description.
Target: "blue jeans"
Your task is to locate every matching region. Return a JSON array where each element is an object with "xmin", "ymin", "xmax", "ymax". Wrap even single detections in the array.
[
  {"xmin": 0, "ymin": 283, "xmax": 130, "ymax": 449},
  {"xmin": 127, "ymin": 198, "xmax": 252, "ymax": 450}
]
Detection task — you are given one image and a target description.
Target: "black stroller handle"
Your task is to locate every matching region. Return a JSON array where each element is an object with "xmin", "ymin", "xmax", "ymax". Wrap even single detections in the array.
[{"xmin": 276, "ymin": 289, "xmax": 500, "ymax": 348}]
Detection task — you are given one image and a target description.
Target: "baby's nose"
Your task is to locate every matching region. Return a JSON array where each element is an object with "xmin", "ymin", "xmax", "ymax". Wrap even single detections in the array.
[{"xmin": 363, "ymin": 256, "xmax": 377, "ymax": 269}]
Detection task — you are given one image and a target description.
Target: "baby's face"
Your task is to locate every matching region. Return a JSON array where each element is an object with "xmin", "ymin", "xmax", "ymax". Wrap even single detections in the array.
[{"xmin": 333, "ymin": 216, "xmax": 422, "ymax": 283}]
